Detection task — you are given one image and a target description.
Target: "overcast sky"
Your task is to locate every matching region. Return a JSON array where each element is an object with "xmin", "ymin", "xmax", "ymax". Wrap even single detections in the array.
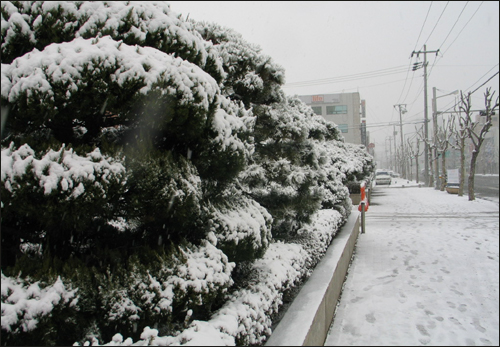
[{"xmin": 167, "ymin": 1, "xmax": 499, "ymax": 162}]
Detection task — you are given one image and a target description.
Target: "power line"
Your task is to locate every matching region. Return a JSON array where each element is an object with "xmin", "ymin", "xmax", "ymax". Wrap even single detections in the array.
[
  {"xmin": 424, "ymin": 1, "xmax": 450, "ymax": 44},
  {"xmin": 413, "ymin": 2, "xmax": 434, "ymax": 52},
  {"xmin": 335, "ymin": 119, "xmax": 425, "ymax": 131},
  {"xmin": 437, "ymin": 1, "xmax": 469, "ymax": 50},
  {"xmin": 430, "ymin": 68, "xmax": 499, "ymax": 115},
  {"xmin": 440, "ymin": 1, "xmax": 484, "ymax": 57},
  {"xmin": 427, "ymin": 1, "xmax": 483, "ymax": 78},
  {"xmin": 283, "ymin": 65, "xmax": 408, "ymax": 87},
  {"xmin": 421, "ymin": 0, "xmax": 483, "ymax": 88},
  {"xmin": 470, "ymin": 71, "xmax": 499, "ymax": 95},
  {"xmin": 399, "ymin": 1, "xmax": 436, "ymax": 108},
  {"xmin": 396, "ymin": 62, "xmax": 417, "ymax": 106},
  {"xmin": 426, "ymin": 52, "xmax": 440, "ymax": 80},
  {"xmin": 399, "ymin": 1, "xmax": 434, "ymax": 107}
]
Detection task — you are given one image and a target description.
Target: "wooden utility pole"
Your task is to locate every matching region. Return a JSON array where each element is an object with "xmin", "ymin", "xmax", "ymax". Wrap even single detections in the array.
[
  {"xmin": 394, "ymin": 104, "xmax": 407, "ymax": 178},
  {"xmin": 411, "ymin": 45, "xmax": 439, "ymax": 186}
]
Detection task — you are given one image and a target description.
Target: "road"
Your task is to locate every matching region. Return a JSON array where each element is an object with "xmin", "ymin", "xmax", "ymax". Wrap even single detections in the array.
[
  {"xmin": 411, "ymin": 174, "xmax": 498, "ymax": 201},
  {"xmin": 464, "ymin": 174, "xmax": 499, "ymax": 201}
]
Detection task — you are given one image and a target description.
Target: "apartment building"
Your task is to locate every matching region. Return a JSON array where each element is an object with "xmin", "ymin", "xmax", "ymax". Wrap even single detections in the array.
[{"xmin": 298, "ymin": 92, "xmax": 367, "ymax": 146}]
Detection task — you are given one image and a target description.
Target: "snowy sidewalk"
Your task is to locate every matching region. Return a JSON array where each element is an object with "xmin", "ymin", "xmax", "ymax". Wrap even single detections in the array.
[{"xmin": 324, "ymin": 185, "xmax": 499, "ymax": 346}]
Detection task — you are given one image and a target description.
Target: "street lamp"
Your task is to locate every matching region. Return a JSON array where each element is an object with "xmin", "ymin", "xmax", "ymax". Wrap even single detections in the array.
[{"xmin": 432, "ymin": 88, "xmax": 459, "ymax": 189}]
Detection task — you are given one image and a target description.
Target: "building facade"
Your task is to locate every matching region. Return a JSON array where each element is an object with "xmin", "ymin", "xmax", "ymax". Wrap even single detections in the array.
[{"xmin": 298, "ymin": 92, "xmax": 367, "ymax": 146}]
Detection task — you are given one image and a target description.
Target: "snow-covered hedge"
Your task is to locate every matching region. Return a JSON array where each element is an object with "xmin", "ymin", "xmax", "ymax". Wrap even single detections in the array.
[
  {"xmin": 1, "ymin": 240, "xmax": 235, "ymax": 346},
  {"xmin": 1, "ymin": 142, "xmax": 127, "ymax": 258},
  {"xmin": 240, "ymin": 95, "xmax": 349, "ymax": 239},
  {"xmin": 1, "ymin": 1, "xmax": 374, "ymax": 345},
  {"xmin": 72, "ymin": 209, "xmax": 343, "ymax": 346},
  {"xmin": 123, "ymin": 150, "xmax": 205, "ymax": 244},
  {"xmin": 1, "ymin": 273, "xmax": 79, "ymax": 345},
  {"xmin": 205, "ymin": 188, "xmax": 273, "ymax": 262},
  {"xmin": 1, "ymin": 142, "xmax": 126, "ymax": 198},
  {"xmin": 1, "ymin": 1, "xmax": 225, "ymax": 81},
  {"xmin": 193, "ymin": 21, "xmax": 285, "ymax": 106},
  {"xmin": 93, "ymin": 240, "xmax": 235, "ymax": 340},
  {"xmin": 1, "ymin": 35, "xmax": 220, "ymax": 145}
]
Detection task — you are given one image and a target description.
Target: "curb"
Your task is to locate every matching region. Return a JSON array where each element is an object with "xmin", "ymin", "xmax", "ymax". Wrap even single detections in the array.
[{"xmin": 265, "ymin": 208, "xmax": 360, "ymax": 346}]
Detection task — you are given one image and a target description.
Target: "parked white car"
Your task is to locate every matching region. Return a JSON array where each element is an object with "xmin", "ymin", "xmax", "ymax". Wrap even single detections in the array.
[{"xmin": 375, "ymin": 170, "xmax": 392, "ymax": 185}]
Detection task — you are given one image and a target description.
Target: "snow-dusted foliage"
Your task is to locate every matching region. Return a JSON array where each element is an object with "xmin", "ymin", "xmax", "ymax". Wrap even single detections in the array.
[
  {"xmin": 93, "ymin": 241, "xmax": 234, "ymax": 340},
  {"xmin": 193, "ymin": 95, "xmax": 255, "ymax": 182},
  {"xmin": 92, "ymin": 209, "xmax": 344, "ymax": 346},
  {"xmin": 1, "ymin": 142, "xmax": 127, "ymax": 260},
  {"xmin": 201, "ymin": 242, "xmax": 308, "ymax": 345},
  {"xmin": 336, "ymin": 142, "xmax": 375, "ymax": 182},
  {"xmin": 92, "ymin": 242, "xmax": 309, "ymax": 346},
  {"xmin": 123, "ymin": 150, "xmax": 205, "ymax": 245},
  {"xmin": 1, "ymin": 1, "xmax": 374, "ymax": 345},
  {"xmin": 193, "ymin": 21, "xmax": 285, "ymax": 106},
  {"xmin": 1, "ymin": 35, "xmax": 219, "ymax": 145},
  {"xmin": 296, "ymin": 209, "xmax": 346, "ymax": 269},
  {"xmin": 0, "ymin": 1, "xmax": 224, "ymax": 81},
  {"xmin": 240, "ymin": 95, "xmax": 348, "ymax": 239},
  {"xmin": 1, "ymin": 274, "xmax": 78, "ymax": 345},
  {"xmin": 315, "ymin": 140, "xmax": 374, "ymax": 216},
  {"xmin": 205, "ymin": 186, "xmax": 273, "ymax": 262},
  {"xmin": 1, "ymin": 142, "xmax": 126, "ymax": 197}
]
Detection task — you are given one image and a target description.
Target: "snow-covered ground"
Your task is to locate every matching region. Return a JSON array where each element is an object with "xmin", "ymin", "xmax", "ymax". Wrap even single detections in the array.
[{"xmin": 325, "ymin": 182, "xmax": 499, "ymax": 346}]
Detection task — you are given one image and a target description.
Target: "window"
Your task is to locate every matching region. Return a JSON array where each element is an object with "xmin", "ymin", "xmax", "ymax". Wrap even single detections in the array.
[
  {"xmin": 338, "ymin": 124, "xmax": 348, "ymax": 133},
  {"xmin": 311, "ymin": 106, "xmax": 322, "ymax": 115},
  {"xmin": 326, "ymin": 105, "xmax": 347, "ymax": 114}
]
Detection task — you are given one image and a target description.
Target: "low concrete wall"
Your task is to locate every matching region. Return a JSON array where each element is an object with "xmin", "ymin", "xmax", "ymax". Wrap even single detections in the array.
[{"xmin": 265, "ymin": 209, "xmax": 360, "ymax": 346}]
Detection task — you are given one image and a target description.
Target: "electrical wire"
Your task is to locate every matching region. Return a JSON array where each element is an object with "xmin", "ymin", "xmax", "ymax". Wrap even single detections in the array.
[
  {"xmin": 440, "ymin": 1, "xmax": 484, "ymax": 57},
  {"xmin": 429, "ymin": 68, "xmax": 499, "ymax": 116},
  {"xmin": 437, "ymin": 1, "xmax": 469, "ymax": 50},
  {"xmin": 470, "ymin": 71, "xmax": 499, "ymax": 95},
  {"xmin": 426, "ymin": 1, "xmax": 481, "ymax": 79},
  {"xmin": 396, "ymin": 2, "xmax": 434, "ymax": 107},
  {"xmin": 423, "ymin": 1, "xmax": 450, "ymax": 45},
  {"xmin": 283, "ymin": 65, "xmax": 408, "ymax": 87},
  {"xmin": 413, "ymin": 2, "xmax": 434, "ymax": 52}
]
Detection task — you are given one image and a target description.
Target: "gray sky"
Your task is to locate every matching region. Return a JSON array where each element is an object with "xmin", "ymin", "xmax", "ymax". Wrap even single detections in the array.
[{"xmin": 167, "ymin": 1, "xmax": 499, "ymax": 162}]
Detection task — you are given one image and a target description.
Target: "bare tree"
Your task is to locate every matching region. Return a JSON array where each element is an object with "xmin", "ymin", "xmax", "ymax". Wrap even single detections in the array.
[
  {"xmin": 415, "ymin": 125, "xmax": 435, "ymax": 186},
  {"xmin": 449, "ymin": 112, "xmax": 467, "ymax": 196},
  {"xmin": 415, "ymin": 137, "xmax": 425, "ymax": 184},
  {"xmin": 435, "ymin": 116, "xmax": 455, "ymax": 191},
  {"xmin": 404, "ymin": 140, "xmax": 412, "ymax": 181},
  {"xmin": 458, "ymin": 88, "xmax": 499, "ymax": 201},
  {"xmin": 406, "ymin": 135, "xmax": 422, "ymax": 182}
]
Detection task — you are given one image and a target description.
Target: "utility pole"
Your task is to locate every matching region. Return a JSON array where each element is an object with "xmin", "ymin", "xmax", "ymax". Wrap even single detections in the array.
[
  {"xmin": 393, "ymin": 124, "xmax": 398, "ymax": 172},
  {"xmin": 394, "ymin": 104, "xmax": 407, "ymax": 179},
  {"xmin": 432, "ymin": 87, "xmax": 439, "ymax": 189},
  {"xmin": 411, "ymin": 45, "xmax": 439, "ymax": 187},
  {"xmin": 388, "ymin": 137, "xmax": 393, "ymax": 171},
  {"xmin": 432, "ymin": 88, "xmax": 459, "ymax": 190}
]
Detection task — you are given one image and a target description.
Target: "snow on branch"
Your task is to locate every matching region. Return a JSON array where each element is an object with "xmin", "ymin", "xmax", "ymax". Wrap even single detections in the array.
[
  {"xmin": 1, "ymin": 142, "xmax": 126, "ymax": 198},
  {"xmin": 2, "ymin": 36, "xmax": 219, "ymax": 112},
  {"xmin": 1, "ymin": 273, "xmax": 78, "ymax": 334}
]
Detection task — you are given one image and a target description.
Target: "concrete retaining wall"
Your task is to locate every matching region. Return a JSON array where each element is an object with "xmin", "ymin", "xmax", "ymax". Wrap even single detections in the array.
[{"xmin": 265, "ymin": 208, "xmax": 360, "ymax": 346}]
